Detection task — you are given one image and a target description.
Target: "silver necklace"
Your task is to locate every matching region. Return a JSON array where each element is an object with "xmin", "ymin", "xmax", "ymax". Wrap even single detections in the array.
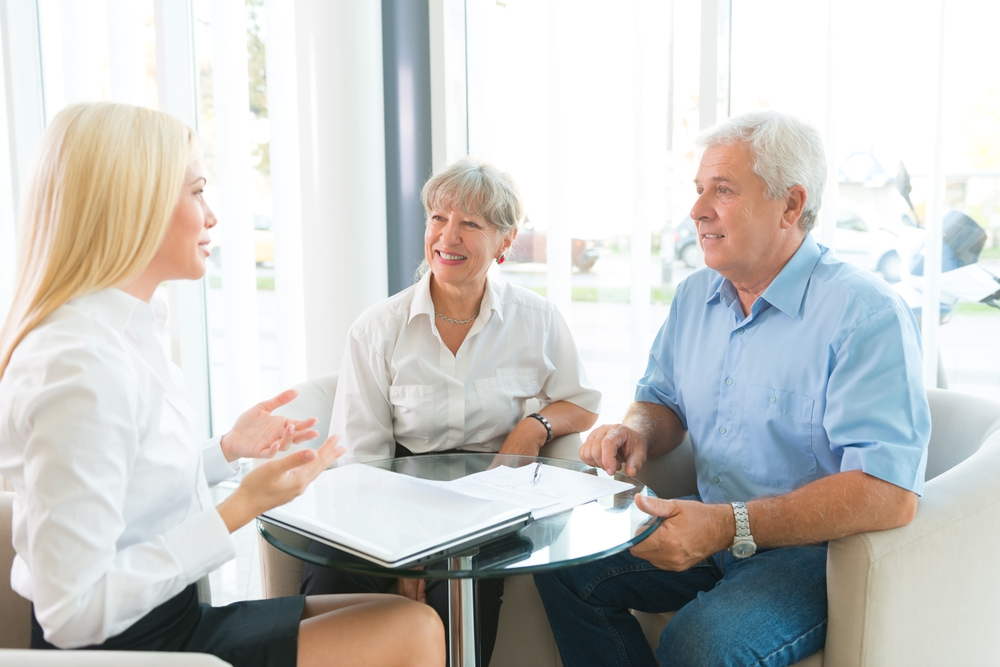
[{"xmin": 435, "ymin": 310, "xmax": 479, "ymax": 325}]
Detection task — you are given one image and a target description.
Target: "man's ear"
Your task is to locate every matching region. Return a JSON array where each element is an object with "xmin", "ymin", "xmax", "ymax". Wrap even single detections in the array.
[{"xmin": 781, "ymin": 185, "xmax": 808, "ymax": 229}]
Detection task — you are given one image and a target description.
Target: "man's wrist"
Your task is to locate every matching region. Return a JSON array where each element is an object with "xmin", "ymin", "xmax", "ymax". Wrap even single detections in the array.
[{"xmin": 718, "ymin": 502, "xmax": 737, "ymax": 552}]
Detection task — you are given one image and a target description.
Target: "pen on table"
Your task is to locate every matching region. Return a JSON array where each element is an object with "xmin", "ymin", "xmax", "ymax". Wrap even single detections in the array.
[{"xmin": 533, "ymin": 462, "xmax": 542, "ymax": 483}]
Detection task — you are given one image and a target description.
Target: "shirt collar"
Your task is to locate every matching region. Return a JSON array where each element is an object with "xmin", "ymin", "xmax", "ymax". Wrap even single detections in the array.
[
  {"xmin": 68, "ymin": 288, "xmax": 144, "ymax": 332},
  {"xmin": 407, "ymin": 271, "xmax": 505, "ymax": 325},
  {"xmin": 704, "ymin": 234, "xmax": 821, "ymax": 320},
  {"xmin": 759, "ymin": 234, "xmax": 821, "ymax": 319}
]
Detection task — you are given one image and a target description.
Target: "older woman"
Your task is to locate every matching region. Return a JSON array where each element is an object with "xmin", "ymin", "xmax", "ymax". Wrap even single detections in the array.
[
  {"xmin": 301, "ymin": 157, "xmax": 601, "ymax": 665},
  {"xmin": 0, "ymin": 102, "xmax": 443, "ymax": 667}
]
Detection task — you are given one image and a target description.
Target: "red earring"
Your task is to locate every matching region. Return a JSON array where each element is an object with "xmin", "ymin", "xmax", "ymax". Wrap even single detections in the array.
[{"xmin": 497, "ymin": 254, "xmax": 506, "ymax": 265}]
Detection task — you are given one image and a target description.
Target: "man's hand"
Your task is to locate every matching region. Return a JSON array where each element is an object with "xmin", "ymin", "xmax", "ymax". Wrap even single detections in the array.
[
  {"xmin": 579, "ymin": 423, "xmax": 649, "ymax": 477},
  {"xmin": 397, "ymin": 577, "xmax": 427, "ymax": 603},
  {"xmin": 629, "ymin": 495, "xmax": 734, "ymax": 571},
  {"xmin": 221, "ymin": 389, "xmax": 320, "ymax": 462}
]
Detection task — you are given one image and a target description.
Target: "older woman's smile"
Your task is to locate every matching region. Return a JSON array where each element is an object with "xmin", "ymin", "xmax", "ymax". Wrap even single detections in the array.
[{"xmin": 436, "ymin": 250, "xmax": 468, "ymax": 262}]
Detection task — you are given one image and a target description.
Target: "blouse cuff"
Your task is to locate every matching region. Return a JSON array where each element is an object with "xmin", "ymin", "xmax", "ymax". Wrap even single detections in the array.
[
  {"xmin": 202, "ymin": 436, "xmax": 241, "ymax": 486},
  {"xmin": 164, "ymin": 506, "xmax": 236, "ymax": 578}
]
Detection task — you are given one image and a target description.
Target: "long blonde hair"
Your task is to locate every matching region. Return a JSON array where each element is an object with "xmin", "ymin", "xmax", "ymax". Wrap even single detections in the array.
[{"xmin": 0, "ymin": 102, "xmax": 196, "ymax": 378}]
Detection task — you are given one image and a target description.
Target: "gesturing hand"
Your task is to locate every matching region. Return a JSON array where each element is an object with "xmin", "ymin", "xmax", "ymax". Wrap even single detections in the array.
[
  {"xmin": 629, "ymin": 495, "xmax": 733, "ymax": 571},
  {"xmin": 221, "ymin": 389, "xmax": 320, "ymax": 462},
  {"xmin": 579, "ymin": 423, "xmax": 648, "ymax": 477},
  {"xmin": 217, "ymin": 435, "xmax": 345, "ymax": 533}
]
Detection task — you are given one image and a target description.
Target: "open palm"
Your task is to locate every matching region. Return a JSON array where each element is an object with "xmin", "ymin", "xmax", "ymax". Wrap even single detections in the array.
[{"xmin": 220, "ymin": 389, "xmax": 320, "ymax": 462}]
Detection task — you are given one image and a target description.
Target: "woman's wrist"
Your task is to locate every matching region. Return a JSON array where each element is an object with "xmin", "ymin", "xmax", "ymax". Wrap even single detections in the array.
[
  {"xmin": 217, "ymin": 489, "xmax": 257, "ymax": 533},
  {"xmin": 519, "ymin": 415, "xmax": 551, "ymax": 447}
]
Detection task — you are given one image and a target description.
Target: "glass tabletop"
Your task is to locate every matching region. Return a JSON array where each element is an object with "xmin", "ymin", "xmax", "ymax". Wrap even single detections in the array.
[{"xmin": 258, "ymin": 453, "xmax": 662, "ymax": 579}]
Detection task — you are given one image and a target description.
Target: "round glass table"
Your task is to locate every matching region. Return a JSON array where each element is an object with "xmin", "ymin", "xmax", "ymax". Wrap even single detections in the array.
[{"xmin": 258, "ymin": 453, "xmax": 661, "ymax": 667}]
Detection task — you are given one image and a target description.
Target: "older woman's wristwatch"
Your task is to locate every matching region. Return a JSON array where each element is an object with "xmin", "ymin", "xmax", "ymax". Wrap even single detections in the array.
[
  {"xmin": 527, "ymin": 413, "xmax": 553, "ymax": 443},
  {"xmin": 730, "ymin": 501, "xmax": 757, "ymax": 558}
]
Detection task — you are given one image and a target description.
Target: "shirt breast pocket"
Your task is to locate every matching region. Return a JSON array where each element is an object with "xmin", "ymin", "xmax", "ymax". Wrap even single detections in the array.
[
  {"xmin": 389, "ymin": 384, "xmax": 434, "ymax": 441},
  {"xmin": 474, "ymin": 368, "xmax": 541, "ymax": 441},
  {"xmin": 741, "ymin": 384, "xmax": 816, "ymax": 490}
]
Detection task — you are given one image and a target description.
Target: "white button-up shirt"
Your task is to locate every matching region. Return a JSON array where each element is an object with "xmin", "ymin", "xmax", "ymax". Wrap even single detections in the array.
[
  {"xmin": 0, "ymin": 289, "xmax": 238, "ymax": 649},
  {"xmin": 333, "ymin": 272, "xmax": 602, "ymax": 460}
]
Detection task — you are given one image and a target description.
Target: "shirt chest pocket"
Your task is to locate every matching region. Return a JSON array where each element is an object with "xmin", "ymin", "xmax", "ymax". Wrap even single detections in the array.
[
  {"xmin": 389, "ymin": 384, "xmax": 434, "ymax": 441},
  {"xmin": 741, "ymin": 384, "xmax": 816, "ymax": 490},
  {"xmin": 473, "ymin": 368, "xmax": 541, "ymax": 441}
]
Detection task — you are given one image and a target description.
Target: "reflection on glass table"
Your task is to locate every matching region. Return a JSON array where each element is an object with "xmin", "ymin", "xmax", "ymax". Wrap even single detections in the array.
[{"xmin": 258, "ymin": 453, "xmax": 661, "ymax": 667}]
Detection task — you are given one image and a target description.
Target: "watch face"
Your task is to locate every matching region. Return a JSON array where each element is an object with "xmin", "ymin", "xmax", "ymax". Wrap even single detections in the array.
[{"xmin": 732, "ymin": 540, "xmax": 756, "ymax": 558}]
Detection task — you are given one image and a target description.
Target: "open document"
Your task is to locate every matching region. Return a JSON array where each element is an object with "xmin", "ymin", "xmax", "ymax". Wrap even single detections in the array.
[
  {"xmin": 261, "ymin": 463, "xmax": 634, "ymax": 568},
  {"xmin": 261, "ymin": 464, "xmax": 530, "ymax": 568},
  {"xmin": 424, "ymin": 463, "xmax": 634, "ymax": 520}
]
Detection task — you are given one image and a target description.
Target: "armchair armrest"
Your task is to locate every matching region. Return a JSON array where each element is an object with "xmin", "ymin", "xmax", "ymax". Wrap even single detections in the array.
[{"xmin": 825, "ymin": 431, "xmax": 1000, "ymax": 667}]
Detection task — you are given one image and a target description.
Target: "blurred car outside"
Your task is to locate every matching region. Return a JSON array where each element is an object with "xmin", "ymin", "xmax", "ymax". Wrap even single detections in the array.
[
  {"xmin": 209, "ymin": 214, "xmax": 274, "ymax": 268},
  {"xmin": 505, "ymin": 220, "xmax": 606, "ymax": 272},
  {"xmin": 673, "ymin": 200, "xmax": 915, "ymax": 283}
]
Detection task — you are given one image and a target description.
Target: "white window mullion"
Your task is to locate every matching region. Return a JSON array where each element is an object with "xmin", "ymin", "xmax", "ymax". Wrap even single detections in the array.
[
  {"xmin": 263, "ymin": 0, "xmax": 306, "ymax": 389},
  {"xmin": 1, "ymin": 0, "xmax": 45, "ymax": 210},
  {"xmin": 544, "ymin": 0, "xmax": 571, "ymax": 314},
  {"xmin": 210, "ymin": 0, "xmax": 260, "ymax": 424},
  {"xmin": 155, "ymin": 0, "xmax": 213, "ymax": 437},
  {"xmin": 428, "ymin": 0, "xmax": 468, "ymax": 169},
  {"xmin": 106, "ymin": 0, "xmax": 147, "ymax": 106},
  {"xmin": 922, "ymin": 0, "xmax": 946, "ymax": 389}
]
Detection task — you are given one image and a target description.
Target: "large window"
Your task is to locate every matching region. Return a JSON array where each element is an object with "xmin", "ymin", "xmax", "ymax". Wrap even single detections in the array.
[
  {"xmin": 465, "ymin": 0, "xmax": 697, "ymax": 424},
  {"xmin": 464, "ymin": 0, "xmax": 1000, "ymax": 418},
  {"xmin": 730, "ymin": 0, "xmax": 1000, "ymax": 402}
]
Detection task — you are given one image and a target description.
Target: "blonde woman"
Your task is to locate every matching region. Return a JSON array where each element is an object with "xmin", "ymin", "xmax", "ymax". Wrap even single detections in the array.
[{"xmin": 0, "ymin": 102, "xmax": 443, "ymax": 667}]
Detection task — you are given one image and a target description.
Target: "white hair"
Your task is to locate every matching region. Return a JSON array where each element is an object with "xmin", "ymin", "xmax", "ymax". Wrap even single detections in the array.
[
  {"xmin": 415, "ymin": 157, "xmax": 525, "ymax": 280},
  {"xmin": 696, "ymin": 111, "xmax": 827, "ymax": 232}
]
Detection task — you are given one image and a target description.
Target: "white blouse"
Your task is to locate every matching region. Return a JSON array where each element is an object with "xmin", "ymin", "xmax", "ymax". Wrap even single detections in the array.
[
  {"xmin": 0, "ymin": 289, "xmax": 238, "ymax": 649},
  {"xmin": 332, "ymin": 272, "xmax": 602, "ymax": 461}
]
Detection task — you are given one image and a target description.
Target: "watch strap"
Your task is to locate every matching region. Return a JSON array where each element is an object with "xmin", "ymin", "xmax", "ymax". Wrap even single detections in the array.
[
  {"xmin": 732, "ymin": 501, "xmax": 752, "ymax": 540},
  {"xmin": 527, "ymin": 412, "xmax": 553, "ymax": 443}
]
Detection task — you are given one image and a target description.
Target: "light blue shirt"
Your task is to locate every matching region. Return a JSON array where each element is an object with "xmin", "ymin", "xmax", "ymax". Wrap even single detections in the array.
[{"xmin": 637, "ymin": 235, "xmax": 930, "ymax": 503}]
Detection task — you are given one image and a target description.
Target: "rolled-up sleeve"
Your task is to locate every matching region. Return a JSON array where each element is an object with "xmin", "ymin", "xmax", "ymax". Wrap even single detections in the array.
[
  {"xmin": 635, "ymin": 295, "xmax": 686, "ymax": 428},
  {"xmin": 825, "ymin": 306, "xmax": 930, "ymax": 494},
  {"xmin": 331, "ymin": 326, "xmax": 397, "ymax": 462}
]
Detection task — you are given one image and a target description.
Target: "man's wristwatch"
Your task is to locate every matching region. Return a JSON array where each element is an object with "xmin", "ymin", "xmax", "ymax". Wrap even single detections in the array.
[{"xmin": 730, "ymin": 501, "xmax": 757, "ymax": 558}]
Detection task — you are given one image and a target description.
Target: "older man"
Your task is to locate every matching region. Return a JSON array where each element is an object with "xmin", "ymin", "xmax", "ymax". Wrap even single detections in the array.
[{"xmin": 534, "ymin": 111, "xmax": 930, "ymax": 667}]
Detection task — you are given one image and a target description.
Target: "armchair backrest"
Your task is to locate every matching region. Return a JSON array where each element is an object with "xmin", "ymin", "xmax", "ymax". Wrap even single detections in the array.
[
  {"xmin": 924, "ymin": 387, "xmax": 1000, "ymax": 480},
  {"xmin": 1, "ymin": 491, "xmax": 30, "ymax": 648},
  {"xmin": 271, "ymin": 373, "xmax": 339, "ymax": 453}
]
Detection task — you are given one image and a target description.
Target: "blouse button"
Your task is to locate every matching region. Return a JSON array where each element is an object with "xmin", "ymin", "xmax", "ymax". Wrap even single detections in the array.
[
  {"xmin": 719, "ymin": 426, "xmax": 727, "ymax": 434},
  {"xmin": 770, "ymin": 396, "xmax": 777, "ymax": 404},
  {"xmin": 725, "ymin": 377, "xmax": 733, "ymax": 386}
]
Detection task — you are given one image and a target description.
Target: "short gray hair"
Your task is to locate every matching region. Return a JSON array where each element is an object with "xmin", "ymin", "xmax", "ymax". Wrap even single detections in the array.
[
  {"xmin": 421, "ymin": 157, "xmax": 525, "ymax": 238},
  {"xmin": 696, "ymin": 111, "xmax": 827, "ymax": 232}
]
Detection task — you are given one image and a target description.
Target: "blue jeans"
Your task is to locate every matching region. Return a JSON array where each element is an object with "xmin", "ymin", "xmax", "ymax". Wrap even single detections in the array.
[{"xmin": 533, "ymin": 545, "xmax": 828, "ymax": 667}]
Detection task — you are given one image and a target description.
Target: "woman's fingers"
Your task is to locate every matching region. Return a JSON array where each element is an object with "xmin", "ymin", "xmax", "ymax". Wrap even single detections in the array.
[{"xmin": 257, "ymin": 388, "xmax": 299, "ymax": 413}]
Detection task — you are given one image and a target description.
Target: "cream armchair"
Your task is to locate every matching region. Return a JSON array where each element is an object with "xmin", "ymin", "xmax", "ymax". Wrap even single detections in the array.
[{"xmin": 0, "ymin": 492, "xmax": 231, "ymax": 665}]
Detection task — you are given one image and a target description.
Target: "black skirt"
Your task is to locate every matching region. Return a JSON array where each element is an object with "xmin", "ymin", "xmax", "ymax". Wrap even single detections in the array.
[{"xmin": 31, "ymin": 584, "xmax": 305, "ymax": 667}]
